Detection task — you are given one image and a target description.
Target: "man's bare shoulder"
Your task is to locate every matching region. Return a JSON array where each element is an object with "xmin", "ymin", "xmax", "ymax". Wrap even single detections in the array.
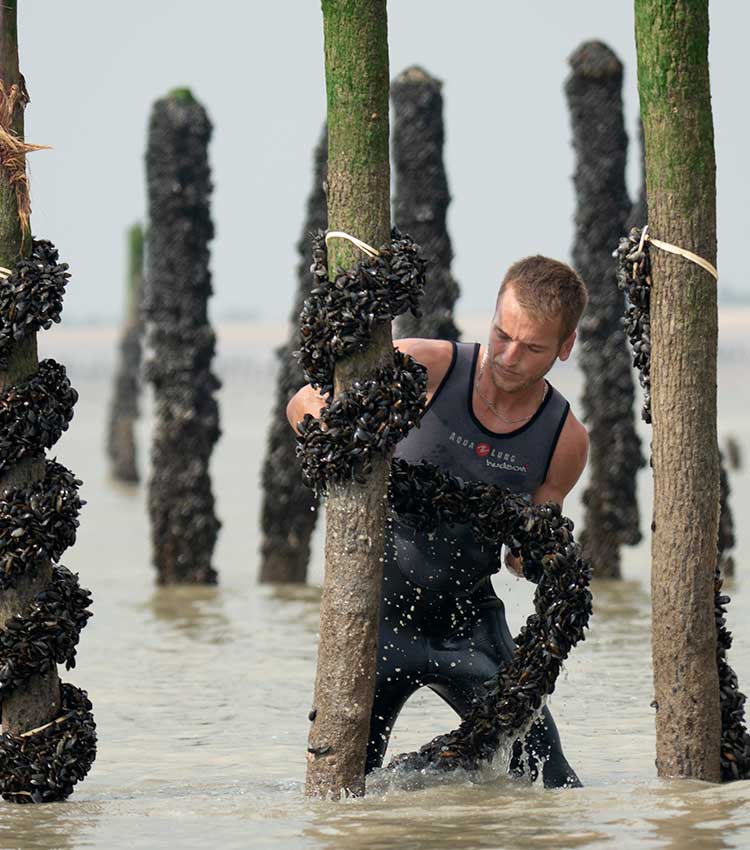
[
  {"xmin": 558, "ymin": 409, "xmax": 589, "ymax": 461},
  {"xmin": 395, "ymin": 338, "xmax": 454, "ymax": 394},
  {"xmin": 536, "ymin": 409, "xmax": 589, "ymax": 505}
]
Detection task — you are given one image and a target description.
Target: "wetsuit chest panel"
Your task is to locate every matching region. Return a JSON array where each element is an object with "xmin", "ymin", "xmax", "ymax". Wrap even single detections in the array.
[{"xmin": 389, "ymin": 341, "xmax": 570, "ymax": 594}]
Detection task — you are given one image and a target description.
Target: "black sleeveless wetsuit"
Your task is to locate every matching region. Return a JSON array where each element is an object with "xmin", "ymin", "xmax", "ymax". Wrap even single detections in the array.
[{"xmin": 366, "ymin": 341, "xmax": 581, "ymax": 788}]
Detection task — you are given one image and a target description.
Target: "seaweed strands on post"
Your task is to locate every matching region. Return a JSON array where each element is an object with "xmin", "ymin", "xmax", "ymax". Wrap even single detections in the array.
[
  {"xmin": 106, "ymin": 223, "xmax": 145, "ymax": 483},
  {"xmin": 143, "ymin": 90, "xmax": 221, "ymax": 585},
  {"xmin": 391, "ymin": 66, "xmax": 460, "ymax": 342},
  {"xmin": 565, "ymin": 42, "xmax": 644, "ymax": 579},
  {"xmin": 258, "ymin": 128, "xmax": 327, "ymax": 584},
  {"xmin": 615, "ymin": 228, "xmax": 750, "ymax": 781},
  {"xmin": 296, "ymin": 231, "xmax": 593, "ymax": 779}
]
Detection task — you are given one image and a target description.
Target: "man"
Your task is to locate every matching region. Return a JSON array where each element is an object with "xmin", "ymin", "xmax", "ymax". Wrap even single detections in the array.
[{"xmin": 287, "ymin": 254, "xmax": 589, "ymax": 788}]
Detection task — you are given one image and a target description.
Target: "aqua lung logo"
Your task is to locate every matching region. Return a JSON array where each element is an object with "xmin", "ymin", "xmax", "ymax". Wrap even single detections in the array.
[{"xmin": 448, "ymin": 432, "xmax": 528, "ymax": 473}]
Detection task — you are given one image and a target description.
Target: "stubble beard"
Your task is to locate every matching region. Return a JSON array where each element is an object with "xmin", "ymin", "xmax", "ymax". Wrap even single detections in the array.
[{"xmin": 486, "ymin": 350, "xmax": 559, "ymax": 395}]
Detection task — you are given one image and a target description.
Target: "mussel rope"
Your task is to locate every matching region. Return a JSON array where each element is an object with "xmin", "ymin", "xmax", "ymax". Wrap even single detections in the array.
[
  {"xmin": 615, "ymin": 227, "xmax": 750, "ymax": 781},
  {"xmin": 296, "ymin": 229, "xmax": 593, "ymax": 774},
  {"xmin": 0, "ymin": 239, "xmax": 95, "ymax": 804}
]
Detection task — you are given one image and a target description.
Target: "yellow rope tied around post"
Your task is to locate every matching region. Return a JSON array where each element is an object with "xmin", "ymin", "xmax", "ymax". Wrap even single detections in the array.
[
  {"xmin": 638, "ymin": 225, "xmax": 719, "ymax": 281},
  {"xmin": 324, "ymin": 230, "xmax": 381, "ymax": 258}
]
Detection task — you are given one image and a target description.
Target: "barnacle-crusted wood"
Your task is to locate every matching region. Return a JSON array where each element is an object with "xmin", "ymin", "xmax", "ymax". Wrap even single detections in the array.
[
  {"xmin": 295, "ymin": 233, "xmax": 427, "ymax": 494},
  {"xmin": 635, "ymin": 0, "xmax": 721, "ymax": 781},
  {"xmin": 717, "ymin": 453, "xmax": 736, "ymax": 578},
  {"xmin": 0, "ymin": 253, "xmax": 96, "ymax": 803},
  {"xmin": 0, "ymin": 3, "xmax": 95, "ymax": 803},
  {"xmin": 0, "ymin": 0, "xmax": 59, "ymax": 740},
  {"xmin": 391, "ymin": 66, "xmax": 460, "ymax": 341},
  {"xmin": 259, "ymin": 129, "xmax": 327, "ymax": 583},
  {"xmin": 144, "ymin": 90, "xmax": 221, "ymax": 585},
  {"xmin": 565, "ymin": 41, "xmax": 644, "ymax": 578},
  {"xmin": 617, "ymin": 231, "xmax": 750, "ymax": 781},
  {"xmin": 306, "ymin": 0, "xmax": 392, "ymax": 799},
  {"xmin": 296, "ymin": 233, "xmax": 593, "ymax": 777},
  {"xmin": 387, "ymin": 461, "xmax": 592, "ymax": 772},
  {"xmin": 107, "ymin": 223, "xmax": 144, "ymax": 483}
]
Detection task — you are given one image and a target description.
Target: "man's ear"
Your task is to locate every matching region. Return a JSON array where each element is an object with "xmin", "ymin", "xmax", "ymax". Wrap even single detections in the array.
[{"xmin": 558, "ymin": 330, "xmax": 576, "ymax": 362}]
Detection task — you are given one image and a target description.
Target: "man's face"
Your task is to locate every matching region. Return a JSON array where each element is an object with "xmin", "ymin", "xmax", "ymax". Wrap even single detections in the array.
[{"xmin": 486, "ymin": 284, "xmax": 576, "ymax": 394}]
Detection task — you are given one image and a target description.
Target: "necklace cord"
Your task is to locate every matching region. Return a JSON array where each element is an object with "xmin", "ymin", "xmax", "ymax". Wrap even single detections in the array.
[{"xmin": 474, "ymin": 351, "xmax": 547, "ymax": 425}]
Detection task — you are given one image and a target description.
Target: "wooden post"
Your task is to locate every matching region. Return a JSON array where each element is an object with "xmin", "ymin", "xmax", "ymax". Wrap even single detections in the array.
[
  {"xmin": 0, "ymin": 0, "xmax": 60, "ymax": 739},
  {"xmin": 635, "ymin": 0, "xmax": 721, "ymax": 781},
  {"xmin": 565, "ymin": 41, "xmax": 644, "ymax": 578},
  {"xmin": 107, "ymin": 222, "xmax": 144, "ymax": 483},
  {"xmin": 144, "ymin": 89, "xmax": 221, "ymax": 585},
  {"xmin": 305, "ymin": 0, "xmax": 391, "ymax": 798},
  {"xmin": 391, "ymin": 66, "xmax": 460, "ymax": 341},
  {"xmin": 259, "ymin": 128, "xmax": 326, "ymax": 583}
]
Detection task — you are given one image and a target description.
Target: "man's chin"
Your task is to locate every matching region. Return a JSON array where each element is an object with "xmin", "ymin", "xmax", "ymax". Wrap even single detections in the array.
[{"xmin": 491, "ymin": 372, "xmax": 527, "ymax": 393}]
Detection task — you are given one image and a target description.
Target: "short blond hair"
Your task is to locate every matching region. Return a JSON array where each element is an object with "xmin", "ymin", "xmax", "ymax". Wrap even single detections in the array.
[{"xmin": 498, "ymin": 255, "xmax": 588, "ymax": 341}]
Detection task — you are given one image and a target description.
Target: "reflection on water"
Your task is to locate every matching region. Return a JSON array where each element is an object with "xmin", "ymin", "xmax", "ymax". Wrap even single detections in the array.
[
  {"xmin": 147, "ymin": 585, "xmax": 230, "ymax": 642},
  {"xmin": 3, "ymin": 330, "xmax": 746, "ymax": 849},
  {"xmin": 0, "ymin": 802, "xmax": 99, "ymax": 850}
]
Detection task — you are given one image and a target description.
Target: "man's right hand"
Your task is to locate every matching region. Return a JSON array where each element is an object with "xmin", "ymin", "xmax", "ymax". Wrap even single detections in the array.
[
  {"xmin": 286, "ymin": 384, "xmax": 328, "ymax": 434},
  {"xmin": 285, "ymin": 337, "xmax": 453, "ymax": 435}
]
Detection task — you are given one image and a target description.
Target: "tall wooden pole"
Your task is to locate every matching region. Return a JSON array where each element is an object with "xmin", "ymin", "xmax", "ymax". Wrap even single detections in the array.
[
  {"xmin": 144, "ymin": 89, "xmax": 221, "ymax": 585},
  {"xmin": 259, "ymin": 128, "xmax": 326, "ymax": 583},
  {"xmin": 107, "ymin": 222, "xmax": 144, "ymax": 483},
  {"xmin": 391, "ymin": 66, "xmax": 459, "ymax": 341},
  {"xmin": 0, "ymin": 0, "xmax": 60, "ymax": 738},
  {"xmin": 635, "ymin": 0, "xmax": 721, "ymax": 781},
  {"xmin": 305, "ymin": 0, "xmax": 391, "ymax": 798},
  {"xmin": 565, "ymin": 41, "xmax": 644, "ymax": 578}
]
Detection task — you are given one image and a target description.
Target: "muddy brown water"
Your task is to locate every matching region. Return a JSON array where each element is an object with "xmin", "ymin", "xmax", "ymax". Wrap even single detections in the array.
[{"xmin": 2, "ymin": 317, "xmax": 748, "ymax": 850}]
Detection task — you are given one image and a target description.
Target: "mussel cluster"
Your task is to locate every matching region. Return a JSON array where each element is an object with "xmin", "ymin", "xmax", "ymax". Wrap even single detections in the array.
[
  {"xmin": 0, "ymin": 565, "xmax": 91, "ymax": 696},
  {"xmin": 388, "ymin": 459, "xmax": 592, "ymax": 770},
  {"xmin": 614, "ymin": 228, "xmax": 652, "ymax": 422},
  {"xmin": 295, "ymin": 230, "xmax": 429, "ymax": 491},
  {"xmin": 714, "ymin": 566, "xmax": 750, "ymax": 779},
  {"xmin": 391, "ymin": 66, "xmax": 461, "ymax": 342},
  {"xmin": 0, "ymin": 683, "xmax": 95, "ymax": 804},
  {"xmin": 0, "ymin": 359, "xmax": 77, "ymax": 475},
  {"xmin": 0, "ymin": 241, "xmax": 96, "ymax": 803},
  {"xmin": 296, "ymin": 231, "xmax": 592, "ymax": 773},
  {"xmin": 616, "ymin": 226, "xmax": 750, "ymax": 781},
  {"xmin": 297, "ymin": 351, "xmax": 426, "ymax": 491},
  {"xmin": 0, "ymin": 240, "xmax": 68, "ymax": 369},
  {"xmin": 297, "ymin": 230, "xmax": 427, "ymax": 396},
  {"xmin": 143, "ymin": 92, "xmax": 221, "ymax": 585}
]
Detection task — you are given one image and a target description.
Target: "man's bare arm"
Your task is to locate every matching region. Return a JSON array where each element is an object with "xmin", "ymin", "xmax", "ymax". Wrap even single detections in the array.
[
  {"xmin": 505, "ymin": 411, "xmax": 589, "ymax": 576},
  {"xmin": 286, "ymin": 384, "xmax": 327, "ymax": 434},
  {"xmin": 285, "ymin": 337, "xmax": 453, "ymax": 434}
]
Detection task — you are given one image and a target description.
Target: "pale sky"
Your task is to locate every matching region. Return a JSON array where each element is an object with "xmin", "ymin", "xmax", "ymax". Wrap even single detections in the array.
[{"xmin": 17, "ymin": 1, "xmax": 749, "ymax": 324}]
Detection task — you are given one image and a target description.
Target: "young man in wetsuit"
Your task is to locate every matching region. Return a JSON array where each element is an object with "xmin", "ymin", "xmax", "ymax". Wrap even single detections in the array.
[{"xmin": 287, "ymin": 255, "xmax": 589, "ymax": 788}]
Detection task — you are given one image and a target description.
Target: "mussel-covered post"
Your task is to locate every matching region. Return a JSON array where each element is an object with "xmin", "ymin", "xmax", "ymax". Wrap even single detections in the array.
[
  {"xmin": 565, "ymin": 42, "xmax": 644, "ymax": 578},
  {"xmin": 259, "ymin": 129, "xmax": 327, "ymax": 584},
  {"xmin": 717, "ymin": 452, "xmax": 736, "ymax": 578},
  {"xmin": 305, "ymin": 0, "xmax": 392, "ymax": 798},
  {"xmin": 106, "ymin": 223, "xmax": 144, "ymax": 483},
  {"xmin": 144, "ymin": 89, "xmax": 221, "ymax": 585},
  {"xmin": 391, "ymin": 66, "xmax": 459, "ymax": 341},
  {"xmin": 635, "ymin": 0, "xmax": 721, "ymax": 780},
  {"xmin": 0, "ymin": 0, "xmax": 96, "ymax": 802}
]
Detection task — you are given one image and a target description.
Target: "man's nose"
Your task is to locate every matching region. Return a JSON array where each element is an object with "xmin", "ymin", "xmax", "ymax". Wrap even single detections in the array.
[{"xmin": 503, "ymin": 341, "xmax": 522, "ymax": 366}]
